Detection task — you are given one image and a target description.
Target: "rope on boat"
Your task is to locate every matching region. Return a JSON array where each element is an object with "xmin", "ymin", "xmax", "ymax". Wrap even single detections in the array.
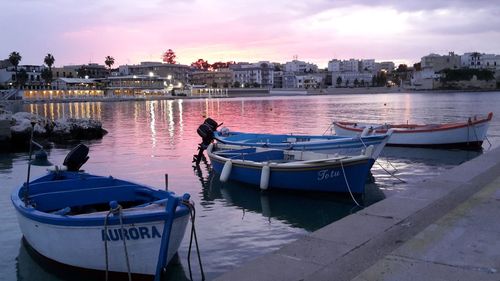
[
  {"xmin": 340, "ymin": 160, "xmax": 362, "ymax": 208},
  {"xmin": 359, "ymin": 135, "xmax": 402, "ymax": 180},
  {"xmin": 103, "ymin": 204, "xmax": 132, "ymax": 281},
  {"xmin": 376, "ymin": 161, "xmax": 407, "ymax": 183},
  {"xmin": 182, "ymin": 200, "xmax": 206, "ymax": 281},
  {"xmin": 321, "ymin": 122, "xmax": 334, "ymax": 136}
]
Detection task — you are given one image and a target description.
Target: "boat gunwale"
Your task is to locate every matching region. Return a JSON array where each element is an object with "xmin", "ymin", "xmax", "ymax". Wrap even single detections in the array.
[
  {"xmin": 11, "ymin": 173, "xmax": 190, "ymax": 227},
  {"xmin": 334, "ymin": 112, "xmax": 493, "ymax": 134}
]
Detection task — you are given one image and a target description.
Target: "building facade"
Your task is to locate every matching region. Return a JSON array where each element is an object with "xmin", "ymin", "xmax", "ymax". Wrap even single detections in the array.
[
  {"xmin": 119, "ymin": 62, "xmax": 191, "ymax": 85},
  {"xmin": 190, "ymin": 69, "xmax": 233, "ymax": 88},
  {"xmin": 230, "ymin": 61, "xmax": 274, "ymax": 88}
]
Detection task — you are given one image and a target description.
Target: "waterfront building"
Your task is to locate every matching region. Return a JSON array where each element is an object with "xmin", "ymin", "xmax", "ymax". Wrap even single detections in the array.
[
  {"xmin": 284, "ymin": 60, "xmax": 318, "ymax": 73},
  {"xmin": 295, "ymin": 73, "xmax": 326, "ymax": 89},
  {"xmin": 332, "ymin": 72, "xmax": 373, "ymax": 87},
  {"xmin": 374, "ymin": 61, "xmax": 395, "ymax": 73},
  {"xmin": 52, "ymin": 66, "xmax": 78, "ymax": 79},
  {"xmin": 0, "ymin": 65, "xmax": 47, "ymax": 89},
  {"xmin": 273, "ymin": 70, "xmax": 283, "ymax": 88},
  {"xmin": 421, "ymin": 52, "xmax": 461, "ymax": 72},
  {"xmin": 191, "ymin": 69, "xmax": 233, "ymax": 88},
  {"xmin": 230, "ymin": 61, "xmax": 274, "ymax": 88},
  {"xmin": 62, "ymin": 63, "xmax": 108, "ymax": 78},
  {"xmin": 461, "ymin": 52, "xmax": 500, "ymax": 70},
  {"xmin": 282, "ymin": 72, "xmax": 297, "ymax": 88},
  {"xmin": 328, "ymin": 58, "xmax": 378, "ymax": 87},
  {"xmin": 23, "ymin": 78, "xmax": 103, "ymax": 100},
  {"xmin": 118, "ymin": 62, "xmax": 191, "ymax": 85},
  {"xmin": 105, "ymin": 75, "xmax": 168, "ymax": 97}
]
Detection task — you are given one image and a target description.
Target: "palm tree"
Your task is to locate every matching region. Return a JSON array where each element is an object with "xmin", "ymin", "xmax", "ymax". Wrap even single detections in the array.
[
  {"xmin": 44, "ymin": 53, "xmax": 55, "ymax": 70},
  {"xmin": 8, "ymin": 51, "xmax": 22, "ymax": 87},
  {"xmin": 104, "ymin": 56, "xmax": 115, "ymax": 76},
  {"xmin": 43, "ymin": 53, "xmax": 55, "ymax": 85}
]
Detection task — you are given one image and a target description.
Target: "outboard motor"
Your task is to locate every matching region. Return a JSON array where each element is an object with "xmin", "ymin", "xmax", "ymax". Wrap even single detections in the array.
[
  {"xmin": 193, "ymin": 118, "xmax": 222, "ymax": 165},
  {"xmin": 63, "ymin": 144, "xmax": 89, "ymax": 171}
]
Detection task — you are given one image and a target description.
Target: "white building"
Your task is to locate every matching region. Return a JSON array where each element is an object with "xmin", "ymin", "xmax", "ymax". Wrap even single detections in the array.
[
  {"xmin": 461, "ymin": 52, "xmax": 500, "ymax": 70},
  {"xmin": 374, "ymin": 61, "xmax": 395, "ymax": 73},
  {"xmin": 284, "ymin": 60, "xmax": 318, "ymax": 73},
  {"xmin": 230, "ymin": 61, "xmax": 274, "ymax": 88},
  {"xmin": 295, "ymin": 73, "xmax": 325, "ymax": 89},
  {"xmin": 327, "ymin": 60, "xmax": 341, "ymax": 72}
]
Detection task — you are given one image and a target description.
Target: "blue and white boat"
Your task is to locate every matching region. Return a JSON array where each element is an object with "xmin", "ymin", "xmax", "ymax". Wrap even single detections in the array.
[
  {"xmin": 11, "ymin": 144, "xmax": 192, "ymax": 279},
  {"xmin": 213, "ymin": 128, "xmax": 393, "ymax": 160},
  {"xmin": 207, "ymin": 143, "xmax": 375, "ymax": 194}
]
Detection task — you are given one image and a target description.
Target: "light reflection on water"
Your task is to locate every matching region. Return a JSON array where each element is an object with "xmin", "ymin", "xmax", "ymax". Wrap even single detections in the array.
[{"xmin": 1, "ymin": 92, "xmax": 500, "ymax": 280}]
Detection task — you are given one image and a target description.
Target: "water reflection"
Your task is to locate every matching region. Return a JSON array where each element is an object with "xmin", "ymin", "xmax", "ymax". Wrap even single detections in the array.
[
  {"xmin": 193, "ymin": 163, "xmax": 385, "ymax": 232},
  {"xmin": 28, "ymin": 102, "xmax": 103, "ymax": 120},
  {"xmin": 381, "ymin": 147, "xmax": 483, "ymax": 165}
]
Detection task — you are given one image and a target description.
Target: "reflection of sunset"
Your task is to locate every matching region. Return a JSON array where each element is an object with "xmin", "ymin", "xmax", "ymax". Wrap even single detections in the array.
[{"xmin": 29, "ymin": 102, "xmax": 103, "ymax": 120}]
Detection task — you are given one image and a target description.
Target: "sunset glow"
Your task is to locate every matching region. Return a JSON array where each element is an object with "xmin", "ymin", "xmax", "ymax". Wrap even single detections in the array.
[{"xmin": 2, "ymin": 0, "xmax": 500, "ymax": 67}]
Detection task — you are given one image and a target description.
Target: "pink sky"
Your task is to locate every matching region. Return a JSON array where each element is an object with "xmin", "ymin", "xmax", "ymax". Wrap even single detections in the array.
[{"xmin": 2, "ymin": 0, "xmax": 500, "ymax": 68}]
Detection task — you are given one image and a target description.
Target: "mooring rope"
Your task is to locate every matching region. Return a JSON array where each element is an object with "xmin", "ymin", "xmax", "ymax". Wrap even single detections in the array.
[
  {"xmin": 103, "ymin": 204, "xmax": 132, "ymax": 281},
  {"xmin": 183, "ymin": 200, "xmax": 205, "ymax": 281},
  {"xmin": 340, "ymin": 160, "xmax": 362, "ymax": 208},
  {"xmin": 321, "ymin": 122, "xmax": 334, "ymax": 136},
  {"xmin": 359, "ymin": 135, "xmax": 400, "ymax": 180}
]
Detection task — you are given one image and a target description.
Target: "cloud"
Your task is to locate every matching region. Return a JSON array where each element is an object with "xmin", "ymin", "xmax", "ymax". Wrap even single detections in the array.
[{"xmin": 1, "ymin": 0, "xmax": 500, "ymax": 67}]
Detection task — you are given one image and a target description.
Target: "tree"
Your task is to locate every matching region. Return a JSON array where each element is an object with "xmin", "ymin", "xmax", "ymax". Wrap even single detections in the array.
[
  {"xmin": 252, "ymin": 82, "xmax": 260, "ymax": 88},
  {"xmin": 191, "ymin": 59, "xmax": 210, "ymax": 70},
  {"xmin": 41, "ymin": 68, "xmax": 53, "ymax": 85},
  {"xmin": 8, "ymin": 51, "xmax": 22, "ymax": 87},
  {"xmin": 353, "ymin": 78, "xmax": 359, "ymax": 87},
  {"xmin": 345, "ymin": 79, "xmax": 349, "ymax": 87},
  {"xmin": 44, "ymin": 53, "xmax": 55, "ymax": 70},
  {"xmin": 396, "ymin": 64, "xmax": 408, "ymax": 72},
  {"xmin": 233, "ymin": 81, "xmax": 241, "ymax": 88},
  {"xmin": 336, "ymin": 76, "xmax": 342, "ymax": 87},
  {"xmin": 211, "ymin": 82, "xmax": 218, "ymax": 88},
  {"xmin": 17, "ymin": 69, "xmax": 28, "ymax": 87},
  {"xmin": 162, "ymin": 49, "xmax": 176, "ymax": 64},
  {"xmin": 104, "ymin": 56, "xmax": 115, "ymax": 75}
]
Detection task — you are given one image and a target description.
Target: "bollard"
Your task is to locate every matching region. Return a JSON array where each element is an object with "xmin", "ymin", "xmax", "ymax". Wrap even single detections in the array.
[{"xmin": 164, "ymin": 174, "xmax": 168, "ymax": 190}]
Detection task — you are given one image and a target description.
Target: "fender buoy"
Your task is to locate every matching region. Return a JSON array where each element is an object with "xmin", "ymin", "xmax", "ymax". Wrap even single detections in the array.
[
  {"xmin": 220, "ymin": 160, "xmax": 232, "ymax": 182},
  {"xmin": 260, "ymin": 165, "xmax": 270, "ymax": 190},
  {"xmin": 360, "ymin": 127, "xmax": 370, "ymax": 136},
  {"xmin": 364, "ymin": 145, "xmax": 374, "ymax": 157}
]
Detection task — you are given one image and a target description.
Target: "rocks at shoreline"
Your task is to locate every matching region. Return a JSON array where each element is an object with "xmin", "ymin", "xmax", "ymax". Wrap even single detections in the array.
[{"xmin": 0, "ymin": 111, "xmax": 107, "ymax": 151}]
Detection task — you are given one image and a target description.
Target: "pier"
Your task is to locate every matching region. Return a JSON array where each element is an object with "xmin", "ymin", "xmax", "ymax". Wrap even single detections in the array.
[{"xmin": 215, "ymin": 146, "xmax": 500, "ymax": 280}]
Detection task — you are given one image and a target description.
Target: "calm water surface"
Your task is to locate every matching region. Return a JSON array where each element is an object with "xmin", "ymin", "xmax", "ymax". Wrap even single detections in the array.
[{"xmin": 1, "ymin": 92, "xmax": 500, "ymax": 280}]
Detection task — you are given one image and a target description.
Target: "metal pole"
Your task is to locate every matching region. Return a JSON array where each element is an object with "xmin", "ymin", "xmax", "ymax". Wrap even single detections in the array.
[{"xmin": 24, "ymin": 121, "xmax": 36, "ymax": 206}]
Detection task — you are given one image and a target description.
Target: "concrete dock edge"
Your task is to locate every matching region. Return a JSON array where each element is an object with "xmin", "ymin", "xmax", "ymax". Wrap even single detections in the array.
[{"xmin": 214, "ymin": 147, "xmax": 500, "ymax": 281}]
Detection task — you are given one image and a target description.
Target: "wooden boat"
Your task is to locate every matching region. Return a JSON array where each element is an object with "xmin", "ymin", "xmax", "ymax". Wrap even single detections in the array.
[
  {"xmin": 207, "ymin": 143, "xmax": 375, "ymax": 194},
  {"xmin": 214, "ymin": 129, "xmax": 393, "ymax": 160},
  {"xmin": 333, "ymin": 112, "xmax": 493, "ymax": 149},
  {"xmin": 11, "ymin": 144, "xmax": 191, "ymax": 280},
  {"xmin": 192, "ymin": 117, "xmax": 392, "ymax": 167}
]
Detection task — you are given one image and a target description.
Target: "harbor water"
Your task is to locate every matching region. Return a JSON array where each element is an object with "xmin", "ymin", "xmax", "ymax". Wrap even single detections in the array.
[{"xmin": 1, "ymin": 92, "xmax": 500, "ymax": 280}]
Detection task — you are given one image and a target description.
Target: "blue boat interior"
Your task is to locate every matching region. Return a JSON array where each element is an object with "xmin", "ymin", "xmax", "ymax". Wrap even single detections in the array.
[
  {"xmin": 215, "ymin": 148, "xmax": 286, "ymax": 162},
  {"xmin": 24, "ymin": 172, "xmax": 167, "ymax": 215},
  {"xmin": 217, "ymin": 132, "xmax": 345, "ymax": 143}
]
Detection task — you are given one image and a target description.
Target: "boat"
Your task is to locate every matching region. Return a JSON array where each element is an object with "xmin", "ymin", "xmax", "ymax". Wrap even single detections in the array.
[
  {"xmin": 11, "ymin": 144, "xmax": 192, "ymax": 280},
  {"xmin": 333, "ymin": 112, "xmax": 493, "ymax": 150},
  {"xmin": 192, "ymin": 117, "xmax": 393, "ymax": 166},
  {"xmin": 214, "ymin": 129, "xmax": 393, "ymax": 159},
  {"xmin": 207, "ymin": 143, "xmax": 375, "ymax": 194}
]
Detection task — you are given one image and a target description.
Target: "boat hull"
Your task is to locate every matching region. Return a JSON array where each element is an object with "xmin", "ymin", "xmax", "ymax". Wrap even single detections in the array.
[
  {"xmin": 209, "ymin": 152, "xmax": 372, "ymax": 194},
  {"xmin": 333, "ymin": 113, "xmax": 492, "ymax": 150},
  {"xmin": 16, "ymin": 210, "xmax": 189, "ymax": 275},
  {"xmin": 215, "ymin": 131, "xmax": 392, "ymax": 159}
]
